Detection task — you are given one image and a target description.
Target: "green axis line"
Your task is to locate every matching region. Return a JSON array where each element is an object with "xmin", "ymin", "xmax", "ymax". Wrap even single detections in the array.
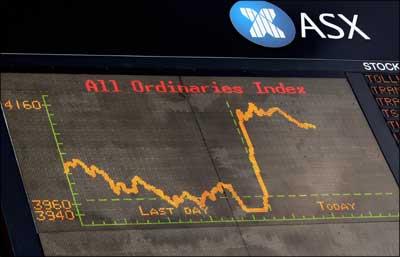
[
  {"xmin": 40, "ymin": 95, "xmax": 399, "ymax": 228},
  {"xmin": 42, "ymin": 95, "xmax": 84, "ymax": 226},
  {"xmin": 82, "ymin": 212, "xmax": 400, "ymax": 227},
  {"xmin": 225, "ymin": 100, "xmax": 249, "ymax": 154}
]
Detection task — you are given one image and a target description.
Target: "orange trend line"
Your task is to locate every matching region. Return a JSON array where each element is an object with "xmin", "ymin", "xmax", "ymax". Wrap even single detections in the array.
[
  {"xmin": 63, "ymin": 102, "xmax": 316, "ymax": 213},
  {"xmin": 235, "ymin": 102, "xmax": 317, "ymax": 212}
]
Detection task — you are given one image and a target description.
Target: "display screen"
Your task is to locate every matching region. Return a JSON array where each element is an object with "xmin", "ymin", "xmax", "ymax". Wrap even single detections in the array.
[{"xmin": 1, "ymin": 73, "xmax": 399, "ymax": 255}]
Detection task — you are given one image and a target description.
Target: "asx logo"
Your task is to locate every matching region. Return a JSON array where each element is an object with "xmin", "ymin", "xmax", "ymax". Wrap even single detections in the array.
[
  {"xmin": 230, "ymin": 1, "xmax": 296, "ymax": 48},
  {"xmin": 230, "ymin": 1, "xmax": 371, "ymax": 48}
]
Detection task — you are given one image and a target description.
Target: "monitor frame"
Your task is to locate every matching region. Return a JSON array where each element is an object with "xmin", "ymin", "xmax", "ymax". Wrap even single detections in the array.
[{"xmin": 0, "ymin": 54, "xmax": 399, "ymax": 256}]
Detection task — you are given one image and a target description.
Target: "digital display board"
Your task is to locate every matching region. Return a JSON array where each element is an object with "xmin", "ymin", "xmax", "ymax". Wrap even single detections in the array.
[
  {"xmin": 364, "ymin": 74, "xmax": 400, "ymax": 144},
  {"xmin": 1, "ymin": 73, "xmax": 399, "ymax": 255}
]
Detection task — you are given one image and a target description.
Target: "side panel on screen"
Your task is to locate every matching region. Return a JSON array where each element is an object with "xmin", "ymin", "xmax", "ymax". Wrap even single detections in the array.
[
  {"xmin": 0, "ymin": 108, "xmax": 44, "ymax": 256},
  {"xmin": 347, "ymin": 73, "xmax": 399, "ymax": 184}
]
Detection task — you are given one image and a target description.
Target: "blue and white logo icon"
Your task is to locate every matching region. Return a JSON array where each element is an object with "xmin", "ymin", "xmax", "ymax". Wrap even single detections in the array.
[{"xmin": 230, "ymin": 1, "xmax": 296, "ymax": 47}]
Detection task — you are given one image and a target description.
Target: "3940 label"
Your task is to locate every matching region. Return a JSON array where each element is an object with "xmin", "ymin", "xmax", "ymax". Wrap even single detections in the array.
[{"xmin": 32, "ymin": 200, "xmax": 75, "ymax": 222}]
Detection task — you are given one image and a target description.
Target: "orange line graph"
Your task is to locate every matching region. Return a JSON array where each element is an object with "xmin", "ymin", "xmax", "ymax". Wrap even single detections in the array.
[
  {"xmin": 235, "ymin": 103, "xmax": 317, "ymax": 212},
  {"xmin": 64, "ymin": 102, "xmax": 316, "ymax": 213}
]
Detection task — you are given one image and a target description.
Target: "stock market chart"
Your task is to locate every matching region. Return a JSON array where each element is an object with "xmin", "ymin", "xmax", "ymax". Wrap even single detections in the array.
[{"xmin": 1, "ymin": 74, "xmax": 398, "ymax": 255}]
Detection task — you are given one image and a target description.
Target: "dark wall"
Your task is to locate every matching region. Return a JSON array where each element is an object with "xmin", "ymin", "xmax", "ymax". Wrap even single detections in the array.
[{"xmin": 2, "ymin": 0, "xmax": 399, "ymax": 59}]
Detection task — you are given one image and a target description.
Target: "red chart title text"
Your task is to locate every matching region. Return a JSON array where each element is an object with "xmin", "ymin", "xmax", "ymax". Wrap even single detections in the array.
[{"xmin": 84, "ymin": 79, "xmax": 307, "ymax": 95}]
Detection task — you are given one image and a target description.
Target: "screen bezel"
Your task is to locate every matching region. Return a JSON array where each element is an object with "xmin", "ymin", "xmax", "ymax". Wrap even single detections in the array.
[{"xmin": 1, "ymin": 55, "xmax": 398, "ymax": 256}]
